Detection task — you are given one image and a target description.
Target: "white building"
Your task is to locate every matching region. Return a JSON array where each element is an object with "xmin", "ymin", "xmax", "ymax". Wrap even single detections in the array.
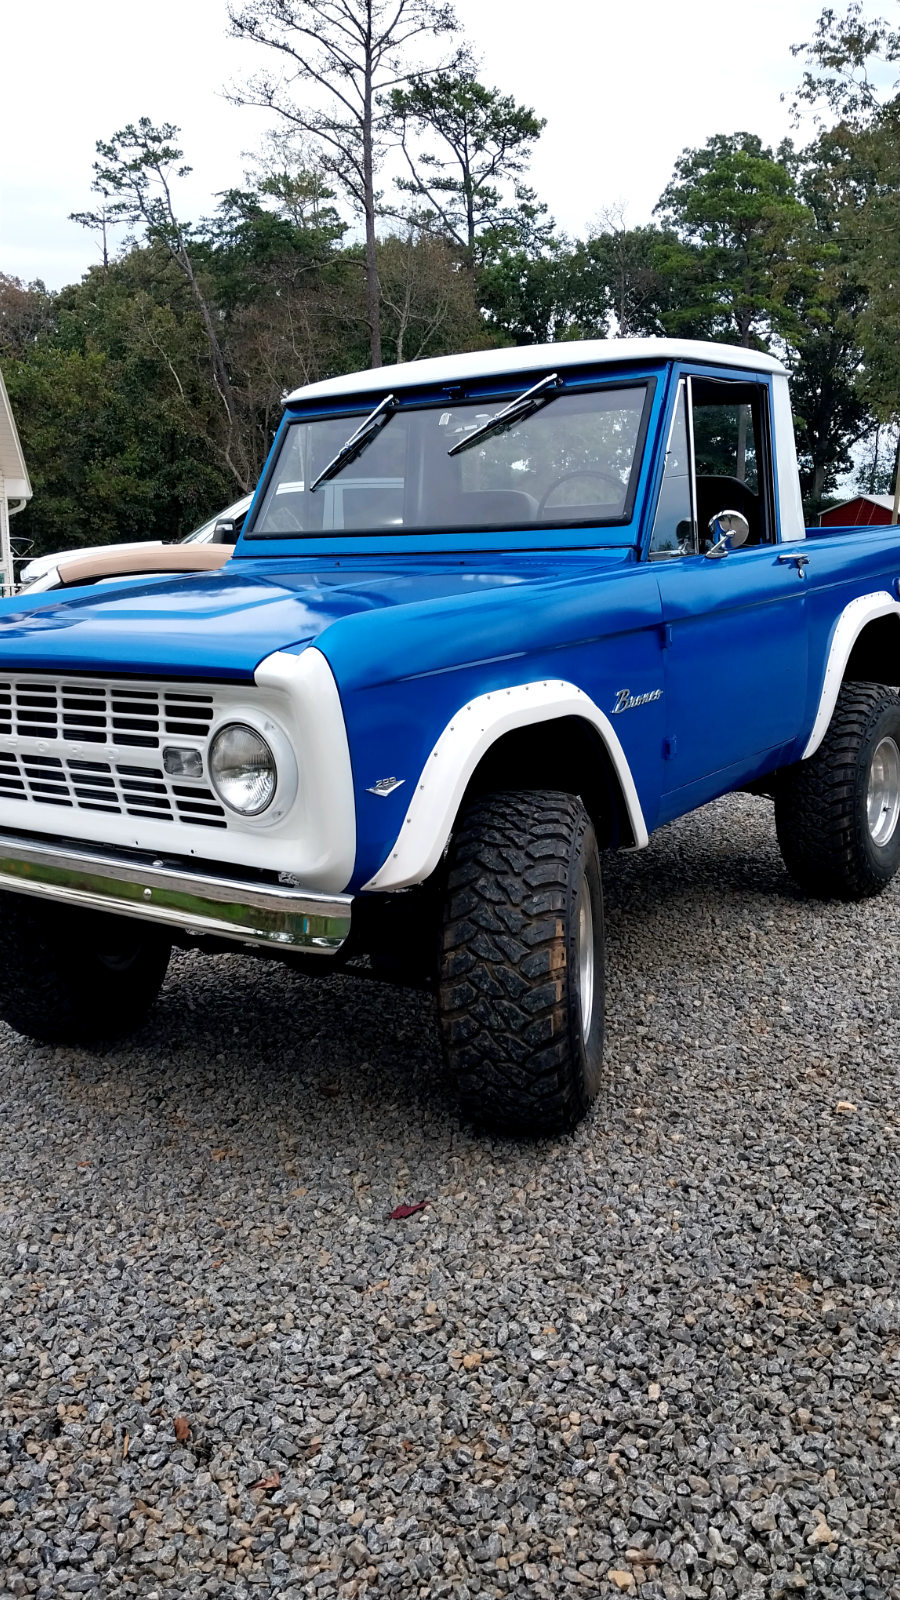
[{"xmin": 0, "ymin": 366, "xmax": 32, "ymax": 594}]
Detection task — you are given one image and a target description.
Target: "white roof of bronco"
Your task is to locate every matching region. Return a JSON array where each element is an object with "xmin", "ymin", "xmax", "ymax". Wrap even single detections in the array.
[{"xmin": 285, "ymin": 337, "xmax": 787, "ymax": 405}]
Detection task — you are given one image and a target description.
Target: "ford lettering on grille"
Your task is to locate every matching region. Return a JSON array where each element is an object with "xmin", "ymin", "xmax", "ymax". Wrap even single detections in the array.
[{"xmin": 0, "ymin": 676, "xmax": 225, "ymax": 828}]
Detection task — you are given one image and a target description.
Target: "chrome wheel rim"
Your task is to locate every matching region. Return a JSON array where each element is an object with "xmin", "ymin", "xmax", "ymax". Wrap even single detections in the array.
[
  {"xmin": 577, "ymin": 873, "xmax": 595, "ymax": 1039},
  {"xmin": 868, "ymin": 736, "xmax": 900, "ymax": 847}
]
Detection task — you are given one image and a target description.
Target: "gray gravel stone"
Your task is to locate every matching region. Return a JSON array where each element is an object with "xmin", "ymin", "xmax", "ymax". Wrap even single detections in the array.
[{"xmin": 2, "ymin": 792, "xmax": 900, "ymax": 1600}]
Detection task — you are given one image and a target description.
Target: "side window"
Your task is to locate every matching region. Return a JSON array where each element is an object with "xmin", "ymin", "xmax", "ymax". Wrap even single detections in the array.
[
  {"xmin": 649, "ymin": 381, "xmax": 696, "ymax": 559},
  {"xmin": 691, "ymin": 377, "xmax": 773, "ymax": 548}
]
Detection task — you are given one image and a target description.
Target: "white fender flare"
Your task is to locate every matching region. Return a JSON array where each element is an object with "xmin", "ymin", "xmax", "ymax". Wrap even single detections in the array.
[
  {"xmin": 362, "ymin": 678, "xmax": 649, "ymax": 892},
  {"xmin": 803, "ymin": 590, "xmax": 900, "ymax": 760}
]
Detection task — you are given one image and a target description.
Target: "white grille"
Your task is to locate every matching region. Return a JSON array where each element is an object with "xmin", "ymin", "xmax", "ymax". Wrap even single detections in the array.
[
  {"xmin": 0, "ymin": 675, "xmax": 226, "ymax": 829},
  {"xmin": 0, "ymin": 679, "xmax": 215, "ymax": 747}
]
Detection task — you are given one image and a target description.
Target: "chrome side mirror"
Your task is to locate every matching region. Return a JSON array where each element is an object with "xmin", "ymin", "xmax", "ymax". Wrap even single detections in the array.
[{"xmin": 705, "ymin": 509, "xmax": 750, "ymax": 559}]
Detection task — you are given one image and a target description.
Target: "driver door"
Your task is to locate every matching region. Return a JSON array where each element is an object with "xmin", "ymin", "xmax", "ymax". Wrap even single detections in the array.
[{"xmin": 650, "ymin": 374, "xmax": 808, "ymax": 819}]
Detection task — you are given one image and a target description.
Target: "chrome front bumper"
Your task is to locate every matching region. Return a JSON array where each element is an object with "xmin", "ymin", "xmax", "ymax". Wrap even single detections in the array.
[{"xmin": 0, "ymin": 831, "xmax": 352, "ymax": 952}]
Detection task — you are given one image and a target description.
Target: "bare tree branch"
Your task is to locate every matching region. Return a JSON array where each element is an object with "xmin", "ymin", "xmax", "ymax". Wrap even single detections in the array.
[{"xmin": 227, "ymin": 0, "xmax": 463, "ymax": 366}]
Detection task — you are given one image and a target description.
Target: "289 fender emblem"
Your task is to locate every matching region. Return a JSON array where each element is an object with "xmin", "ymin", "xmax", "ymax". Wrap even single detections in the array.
[
  {"xmin": 612, "ymin": 688, "xmax": 662, "ymax": 713},
  {"xmin": 367, "ymin": 776, "xmax": 405, "ymax": 796}
]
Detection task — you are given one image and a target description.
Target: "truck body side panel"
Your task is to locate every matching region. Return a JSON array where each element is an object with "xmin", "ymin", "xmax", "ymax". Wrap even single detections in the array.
[
  {"xmin": 799, "ymin": 528, "xmax": 900, "ymax": 746},
  {"xmin": 655, "ymin": 547, "xmax": 808, "ymax": 821},
  {"xmin": 316, "ymin": 559, "xmax": 667, "ymax": 890}
]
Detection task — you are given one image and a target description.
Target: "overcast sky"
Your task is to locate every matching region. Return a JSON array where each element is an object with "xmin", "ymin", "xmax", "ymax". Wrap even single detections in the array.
[{"xmin": 2, "ymin": 0, "xmax": 826, "ymax": 290}]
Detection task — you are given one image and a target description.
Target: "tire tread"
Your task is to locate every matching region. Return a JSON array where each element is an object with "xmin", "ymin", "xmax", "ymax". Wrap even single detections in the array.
[
  {"xmin": 775, "ymin": 680, "xmax": 900, "ymax": 900},
  {"xmin": 438, "ymin": 789, "xmax": 600, "ymax": 1135},
  {"xmin": 0, "ymin": 893, "xmax": 171, "ymax": 1043}
]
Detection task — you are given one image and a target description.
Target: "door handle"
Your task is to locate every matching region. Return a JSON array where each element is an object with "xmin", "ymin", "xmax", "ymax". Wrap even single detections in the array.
[{"xmin": 778, "ymin": 552, "xmax": 810, "ymax": 578}]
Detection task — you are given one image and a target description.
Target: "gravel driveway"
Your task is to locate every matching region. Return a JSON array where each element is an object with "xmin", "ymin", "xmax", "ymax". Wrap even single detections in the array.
[{"xmin": 2, "ymin": 793, "xmax": 899, "ymax": 1600}]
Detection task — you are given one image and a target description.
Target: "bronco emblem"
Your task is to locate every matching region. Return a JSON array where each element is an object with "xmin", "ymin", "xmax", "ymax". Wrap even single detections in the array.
[{"xmin": 613, "ymin": 688, "xmax": 662, "ymax": 713}]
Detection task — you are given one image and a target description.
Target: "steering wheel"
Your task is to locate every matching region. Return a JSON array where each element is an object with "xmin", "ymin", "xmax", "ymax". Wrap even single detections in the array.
[{"xmin": 538, "ymin": 468, "xmax": 624, "ymax": 515}]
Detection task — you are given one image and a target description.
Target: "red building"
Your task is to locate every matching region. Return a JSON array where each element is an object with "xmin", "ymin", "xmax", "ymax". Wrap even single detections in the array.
[{"xmin": 820, "ymin": 493, "xmax": 897, "ymax": 527}]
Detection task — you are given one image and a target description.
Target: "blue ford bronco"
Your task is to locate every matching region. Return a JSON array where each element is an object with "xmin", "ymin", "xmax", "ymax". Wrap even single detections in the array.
[{"xmin": 1, "ymin": 337, "xmax": 899, "ymax": 1134}]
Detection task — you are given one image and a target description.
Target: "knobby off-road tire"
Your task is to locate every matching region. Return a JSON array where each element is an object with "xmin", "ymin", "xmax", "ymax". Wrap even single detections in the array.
[
  {"xmin": 0, "ymin": 892, "xmax": 171, "ymax": 1044},
  {"xmin": 775, "ymin": 681, "xmax": 900, "ymax": 900},
  {"xmin": 438, "ymin": 790, "xmax": 604, "ymax": 1136}
]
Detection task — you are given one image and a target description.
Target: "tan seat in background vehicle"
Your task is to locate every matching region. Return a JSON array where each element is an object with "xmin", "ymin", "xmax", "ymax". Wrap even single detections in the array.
[{"xmin": 50, "ymin": 544, "xmax": 232, "ymax": 587}]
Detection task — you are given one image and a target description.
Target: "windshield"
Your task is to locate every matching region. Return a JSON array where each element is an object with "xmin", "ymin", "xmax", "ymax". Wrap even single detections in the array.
[{"xmin": 247, "ymin": 382, "xmax": 650, "ymax": 538}]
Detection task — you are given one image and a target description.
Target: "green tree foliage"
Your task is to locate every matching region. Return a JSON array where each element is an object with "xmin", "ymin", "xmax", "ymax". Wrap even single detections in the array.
[
  {"xmin": 792, "ymin": 0, "xmax": 900, "ymax": 123},
  {"xmin": 476, "ymin": 222, "xmax": 667, "ymax": 346},
  {"xmin": 4, "ymin": 129, "xmax": 485, "ymax": 560},
  {"xmin": 576, "ymin": 210, "xmax": 709, "ymax": 339},
  {"xmin": 784, "ymin": 129, "xmax": 873, "ymax": 510},
  {"xmin": 654, "ymin": 132, "xmax": 818, "ymax": 348},
  {"xmin": 84, "ymin": 118, "xmax": 254, "ymax": 489},
  {"xmin": 388, "ymin": 69, "xmax": 547, "ymax": 269},
  {"xmin": 199, "ymin": 163, "xmax": 365, "ymax": 456},
  {"xmin": 1, "ymin": 258, "xmax": 235, "ymax": 559},
  {"xmin": 0, "ymin": 274, "xmax": 55, "ymax": 356},
  {"xmin": 8, "ymin": 13, "xmax": 900, "ymax": 556},
  {"xmin": 476, "ymin": 124, "xmax": 881, "ymax": 514},
  {"xmin": 855, "ymin": 421, "xmax": 900, "ymax": 494},
  {"xmin": 377, "ymin": 230, "xmax": 490, "ymax": 363},
  {"xmin": 792, "ymin": 3, "xmax": 900, "ymax": 430},
  {"xmin": 226, "ymin": 0, "xmax": 462, "ymax": 368},
  {"xmin": 477, "ymin": 241, "xmax": 580, "ymax": 345}
]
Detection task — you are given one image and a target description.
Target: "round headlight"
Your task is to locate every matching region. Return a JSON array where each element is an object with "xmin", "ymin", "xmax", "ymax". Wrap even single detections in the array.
[{"xmin": 209, "ymin": 723, "xmax": 277, "ymax": 815}]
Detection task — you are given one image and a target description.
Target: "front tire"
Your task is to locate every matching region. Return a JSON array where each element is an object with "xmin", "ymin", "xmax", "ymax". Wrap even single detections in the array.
[
  {"xmin": 438, "ymin": 790, "xmax": 604, "ymax": 1136},
  {"xmin": 775, "ymin": 681, "xmax": 900, "ymax": 900},
  {"xmin": 0, "ymin": 894, "xmax": 171, "ymax": 1044}
]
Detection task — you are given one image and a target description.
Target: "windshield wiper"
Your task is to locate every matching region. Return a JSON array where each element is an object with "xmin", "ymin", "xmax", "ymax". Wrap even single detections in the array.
[
  {"xmin": 310, "ymin": 393, "xmax": 396, "ymax": 491},
  {"xmin": 447, "ymin": 373, "xmax": 560, "ymax": 457}
]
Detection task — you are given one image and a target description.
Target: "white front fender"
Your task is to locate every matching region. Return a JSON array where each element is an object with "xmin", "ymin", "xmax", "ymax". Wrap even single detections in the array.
[{"xmin": 362, "ymin": 678, "xmax": 649, "ymax": 892}]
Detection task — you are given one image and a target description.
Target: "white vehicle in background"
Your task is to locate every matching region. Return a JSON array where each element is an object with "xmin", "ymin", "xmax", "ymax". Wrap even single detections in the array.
[
  {"xmin": 179, "ymin": 495, "xmax": 254, "ymax": 545},
  {"xmin": 16, "ymin": 494, "xmax": 253, "ymax": 593}
]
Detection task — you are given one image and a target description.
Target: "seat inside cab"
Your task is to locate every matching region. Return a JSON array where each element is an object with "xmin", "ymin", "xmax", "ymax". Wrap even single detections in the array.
[{"xmin": 691, "ymin": 378, "xmax": 771, "ymax": 548}]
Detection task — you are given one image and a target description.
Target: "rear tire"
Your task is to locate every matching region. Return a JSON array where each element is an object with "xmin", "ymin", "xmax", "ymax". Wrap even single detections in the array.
[
  {"xmin": 0, "ymin": 893, "xmax": 171, "ymax": 1043},
  {"xmin": 775, "ymin": 681, "xmax": 900, "ymax": 900},
  {"xmin": 438, "ymin": 790, "xmax": 604, "ymax": 1136}
]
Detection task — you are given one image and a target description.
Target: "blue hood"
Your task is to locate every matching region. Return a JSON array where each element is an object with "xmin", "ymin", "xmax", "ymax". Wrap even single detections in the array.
[{"xmin": 0, "ymin": 553, "xmax": 632, "ymax": 679}]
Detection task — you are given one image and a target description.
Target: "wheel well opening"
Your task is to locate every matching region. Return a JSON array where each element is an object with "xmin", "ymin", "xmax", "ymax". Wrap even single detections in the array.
[
  {"xmin": 844, "ymin": 614, "xmax": 900, "ymax": 688},
  {"xmin": 461, "ymin": 715, "xmax": 634, "ymax": 849}
]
